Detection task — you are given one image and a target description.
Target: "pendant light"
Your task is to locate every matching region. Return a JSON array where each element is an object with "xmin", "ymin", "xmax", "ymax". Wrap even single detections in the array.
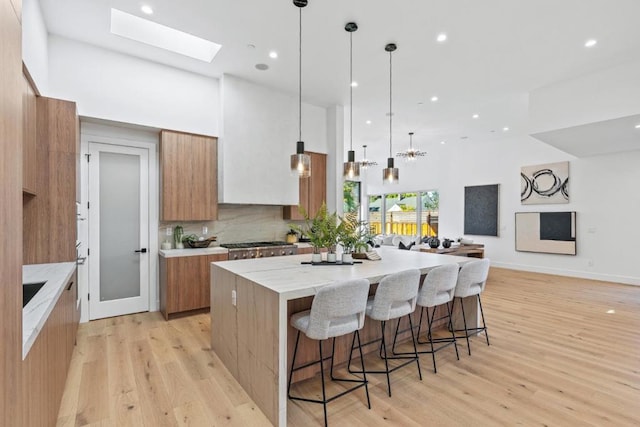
[
  {"xmin": 290, "ymin": 0, "xmax": 311, "ymax": 178},
  {"xmin": 397, "ymin": 132, "xmax": 427, "ymax": 161},
  {"xmin": 360, "ymin": 144, "xmax": 378, "ymax": 170},
  {"xmin": 343, "ymin": 22, "xmax": 360, "ymax": 179},
  {"xmin": 383, "ymin": 43, "xmax": 399, "ymax": 184}
]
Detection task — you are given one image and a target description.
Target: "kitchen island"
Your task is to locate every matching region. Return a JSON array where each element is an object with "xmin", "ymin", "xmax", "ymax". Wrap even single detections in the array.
[{"xmin": 210, "ymin": 247, "xmax": 477, "ymax": 426}]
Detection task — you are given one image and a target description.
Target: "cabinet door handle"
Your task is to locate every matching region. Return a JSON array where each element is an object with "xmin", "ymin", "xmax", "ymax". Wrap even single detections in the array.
[
  {"xmin": 134, "ymin": 248, "xmax": 147, "ymax": 253},
  {"xmin": 76, "ymin": 257, "xmax": 86, "ymax": 265},
  {"xmin": 66, "ymin": 281, "xmax": 74, "ymax": 291}
]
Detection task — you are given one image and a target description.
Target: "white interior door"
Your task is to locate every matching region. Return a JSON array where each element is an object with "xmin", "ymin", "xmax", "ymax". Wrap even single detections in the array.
[{"xmin": 88, "ymin": 142, "xmax": 150, "ymax": 320}]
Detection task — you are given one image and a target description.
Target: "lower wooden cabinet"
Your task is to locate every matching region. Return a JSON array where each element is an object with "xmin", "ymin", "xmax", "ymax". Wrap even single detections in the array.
[
  {"xmin": 22, "ymin": 269, "xmax": 79, "ymax": 427},
  {"xmin": 159, "ymin": 253, "xmax": 228, "ymax": 320}
]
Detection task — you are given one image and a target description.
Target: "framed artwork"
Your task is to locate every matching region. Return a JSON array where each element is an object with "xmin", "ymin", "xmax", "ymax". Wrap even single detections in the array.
[
  {"xmin": 521, "ymin": 161, "xmax": 569, "ymax": 204},
  {"xmin": 515, "ymin": 211, "xmax": 576, "ymax": 255},
  {"xmin": 464, "ymin": 184, "xmax": 499, "ymax": 236}
]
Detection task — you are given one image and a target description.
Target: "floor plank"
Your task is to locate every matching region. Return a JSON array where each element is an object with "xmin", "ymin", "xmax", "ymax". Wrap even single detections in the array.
[{"xmin": 59, "ymin": 268, "xmax": 640, "ymax": 426}]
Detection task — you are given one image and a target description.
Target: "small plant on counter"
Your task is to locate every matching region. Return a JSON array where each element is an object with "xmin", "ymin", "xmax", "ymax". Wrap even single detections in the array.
[
  {"xmin": 337, "ymin": 212, "xmax": 359, "ymax": 254},
  {"xmin": 289, "ymin": 202, "xmax": 338, "ymax": 261},
  {"xmin": 173, "ymin": 225, "xmax": 184, "ymax": 249}
]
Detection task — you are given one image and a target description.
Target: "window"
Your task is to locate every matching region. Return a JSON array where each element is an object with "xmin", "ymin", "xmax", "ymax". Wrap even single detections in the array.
[
  {"xmin": 343, "ymin": 181, "xmax": 361, "ymax": 217},
  {"xmin": 367, "ymin": 190, "xmax": 439, "ymax": 237}
]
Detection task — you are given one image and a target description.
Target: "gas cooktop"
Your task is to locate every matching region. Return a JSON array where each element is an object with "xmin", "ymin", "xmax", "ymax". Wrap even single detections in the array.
[{"xmin": 220, "ymin": 241, "xmax": 294, "ymax": 249}]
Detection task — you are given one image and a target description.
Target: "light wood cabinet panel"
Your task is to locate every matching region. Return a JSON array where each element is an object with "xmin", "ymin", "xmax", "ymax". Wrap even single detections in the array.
[
  {"xmin": 283, "ymin": 151, "xmax": 327, "ymax": 220},
  {"xmin": 23, "ymin": 97, "xmax": 78, "ymax": 264},
  {"xmin": 160, "ymin": 253, "xmax": 228, "ymax": 319},
  {"xmin": 0, "ymin": 1, "xmax": 23, "ymax": 423},
  {"xmin": 22, "ymin": 74, "xmax": 37, "ymax": 194},
  {"xmin": 160, "ymin": 130, "xmax": 218, "ymax": 221},
  {"xmin": 22, "ymin": 271, "xmax": 78, "ymax": 427}
]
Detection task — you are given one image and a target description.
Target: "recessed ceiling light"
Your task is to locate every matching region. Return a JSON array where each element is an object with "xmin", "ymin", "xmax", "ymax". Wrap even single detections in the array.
[
  {"xmin": 635, "ymin": 124, "xmax": 640, "ymax": 129},
  {"xmin": 351, "ymin": 81, "xmax": 358, "ymax": 87},
  {"xmin": 255, "ymin": 63, "xmax": 269, "ymax": 71},
  {"xmin": 110, "ymin": 9, "xmax": 222, "ymax": 62},
  {"xmin": 431, "ymin": 96, "xmax": 438, "ymax": 102},
  {"xmin": 436, "ymin": 33, "xmax": 447, "ymax": 43},
  {"xmin": 440, "ymin": 141, "xmax": 446, "ymax": 145},
  {"xmin": 585, "ymin": 39, "xmax": 597, "ymax": 48},
  {"xmin": 472, "ymin": 114, "xmax": 479, "ymax": 119},
  {"xmin": 140, "ymin": 5, "xmax": 153, "ymax": 15},
  {"xmin": 366, "ymin": 120, "xmax": 372, "ymax": 125},
  {"xmin": 269, "ymin": 50, "xmax": 278, "ymax": 59},
  {"xmin": 503, "ymin": 127, "xmax": 509, "ymax": 132}
]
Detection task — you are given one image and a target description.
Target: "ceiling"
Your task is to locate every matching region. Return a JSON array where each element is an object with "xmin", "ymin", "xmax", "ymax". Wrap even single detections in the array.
[{"xmin": 38, "ymin": 0, "xmax": 640, "ymax": 160}]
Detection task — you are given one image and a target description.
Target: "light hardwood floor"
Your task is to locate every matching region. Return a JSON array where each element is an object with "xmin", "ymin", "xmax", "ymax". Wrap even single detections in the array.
[{"xmin": 57, "ymin": 268, "xmax": 640, "ymax": 426}]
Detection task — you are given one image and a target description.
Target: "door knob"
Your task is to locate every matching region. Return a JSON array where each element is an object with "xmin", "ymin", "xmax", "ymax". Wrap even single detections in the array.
[{"xmin": 134, "ymin": 248, "xmax": 147, "ymax": 253}]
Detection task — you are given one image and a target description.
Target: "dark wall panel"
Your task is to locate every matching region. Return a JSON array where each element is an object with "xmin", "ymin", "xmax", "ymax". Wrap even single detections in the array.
[{"xmin": 464, "ymin": 184, "xmax": 499, "ymax": 236}]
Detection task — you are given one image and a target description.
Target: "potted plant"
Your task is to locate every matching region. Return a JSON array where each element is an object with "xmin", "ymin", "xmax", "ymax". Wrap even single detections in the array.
[
  {"xmin": 337, "ymin": 212, "xmax": 359, "ymax": 263},
  {"xmin": 286, "ymin": 228, "xmax": 298, "ymax": 244},
  {"xmin": 289, "ymin": 202, "xmax": 334, "ymax": 263},
  {"xmin": 174, "ymin": 225, "xmax": 184, "ymax": 249}
]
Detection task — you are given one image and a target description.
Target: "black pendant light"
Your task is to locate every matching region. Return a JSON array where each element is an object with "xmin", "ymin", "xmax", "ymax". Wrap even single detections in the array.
[
  {"xmin": 397, "ymin": 131, "xmax": 427, "ymax": 161},
  {"xmin": 290, "ymin": 0, "xmax": 311, "ymax": 178},
  {"xmin": 343, "ymin": 22, "xmax": 360, "ymax": 179},
  {"xmin": 360, "ymin": 144, "xmax": 378, "ymax": 170},
  {"xmin": 383, "ymin": 43, "xmax": 399, "ymax": 184}
]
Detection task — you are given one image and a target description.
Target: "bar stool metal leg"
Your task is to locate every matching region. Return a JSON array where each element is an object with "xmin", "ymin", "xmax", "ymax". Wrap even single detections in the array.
[
  {"xmin": 459, "ymin": 297, "xmax": 472, "ymax": 356},
  {"xmin": 478, "ymin": 295, "xmax": 490, "ymax": 346}
]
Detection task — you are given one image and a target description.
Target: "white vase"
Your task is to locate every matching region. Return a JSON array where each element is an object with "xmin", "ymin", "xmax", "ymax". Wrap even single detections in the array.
[
  {"xmin": 342, "ymin": 253, "xmax": 353, "ymax": 264},
  {"xmin": 175, "ymin": 242, "xmax": 184, "ymax": 249},
  {"xmin": 311, "ymin": 253, "xmax": 322, "ymax": 263},
  {"xmin": 327, "ymin": 252, "xmax": 337, "ymax": 263}
]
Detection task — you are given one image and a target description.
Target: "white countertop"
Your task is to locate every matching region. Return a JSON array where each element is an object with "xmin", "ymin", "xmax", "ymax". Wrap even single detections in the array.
[
  {"xmin": 159, "ymin": 246, "xmax": 229, "ymax": 257},
  {"xmin": 212, "ymin": 246, "xmax": 473, "ymax": 300},
  {"xmin": 22, "ymin": 262, "xmax": 76, "ymax": 359}
]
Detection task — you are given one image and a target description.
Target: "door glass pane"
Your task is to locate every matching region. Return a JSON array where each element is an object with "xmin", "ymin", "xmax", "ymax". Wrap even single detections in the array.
[{"xmin": 99, "ymin": 152, "xmax": 140, "ymax": 301}]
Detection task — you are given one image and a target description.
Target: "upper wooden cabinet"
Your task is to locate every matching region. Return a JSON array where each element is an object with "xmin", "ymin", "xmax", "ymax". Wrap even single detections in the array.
[
  {"xmin": 22, "ymin": 74, "xmax": 36, "ymax": 194},
  {"xmin": 23, "ymin": 97, "xmax": 78, "ymax": 264},
  {"xmin": 283, "ymin": 151, "xmax": 327, "ymax": 220},
  {"xmin": 160, "ymin": 130, "xmax": 218, "ymax": 221}
]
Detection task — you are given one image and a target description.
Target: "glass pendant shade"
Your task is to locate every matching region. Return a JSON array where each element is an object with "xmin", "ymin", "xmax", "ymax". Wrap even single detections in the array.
[
  {"xmin": 343, "ymin": 150, "xmax": 360, "ymax": 179},
  {"xmin": 382, "ymin": 157, "xmax": 399, "ymax": 184},
  {"xmin": 360, "ymin": 144, "xmax": 377, "ymax": 170},
  {"xmin": 291, "ymin": 141, "xmax": 311, "ymax": 178}
]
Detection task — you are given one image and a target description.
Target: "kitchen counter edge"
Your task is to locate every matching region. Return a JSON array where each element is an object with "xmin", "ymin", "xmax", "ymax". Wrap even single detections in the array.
[{"xmin": 22, "ymin": 262, "xmax": 76, "ymax": 359}]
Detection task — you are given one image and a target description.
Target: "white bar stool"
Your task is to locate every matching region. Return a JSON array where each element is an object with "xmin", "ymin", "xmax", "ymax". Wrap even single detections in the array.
[
  {"xmin": 348, "ymin": 269, "xmax": 422, "ymax": 397},
  {"xmin": 288, "ymin": 278, "xmax": 371, "ymax": 427},
  {"xmin": 452, "ymin": 258, "xmax": 491, "ymax": 355},
  {"xmin": 392, "ymin": 263, "xmax": 460, "ymax": 373}
]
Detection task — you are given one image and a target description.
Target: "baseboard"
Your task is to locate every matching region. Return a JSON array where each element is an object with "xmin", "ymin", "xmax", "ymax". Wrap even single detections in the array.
[{"xmin": 490, "ymin": 261, "xmax": 640, "ymax": 286}]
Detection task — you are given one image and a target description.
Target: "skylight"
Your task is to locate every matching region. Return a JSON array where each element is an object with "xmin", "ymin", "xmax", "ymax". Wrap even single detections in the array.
[{"xmin": 110, "ymin": 9, "xmax": 222, "ymax": 63}]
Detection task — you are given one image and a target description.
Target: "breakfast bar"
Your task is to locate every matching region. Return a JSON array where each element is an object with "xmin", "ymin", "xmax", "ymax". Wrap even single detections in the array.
[{"xmin": 210, "ymin": 247, "xmax": 477, "ymax": 426}]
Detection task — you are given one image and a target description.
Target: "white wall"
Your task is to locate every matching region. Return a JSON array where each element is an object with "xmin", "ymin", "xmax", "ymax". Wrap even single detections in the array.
[
  {"xmin": 48, "ymin": 35, "xmax": 219, "ymax": 136},
  {"xmin": 530, "ymin": 58, "xmax": 640, "ymax": 133},
  {"xmin": 364, "ymin": 135, "xmax": 640, "ymax": 285},
  {"xmin": 219, "ymin": 74, "xmax": 328, "ymax": 205},
  {"xmin": 22, "ymin": 0, "xmax": 49, "ymax": 92}
]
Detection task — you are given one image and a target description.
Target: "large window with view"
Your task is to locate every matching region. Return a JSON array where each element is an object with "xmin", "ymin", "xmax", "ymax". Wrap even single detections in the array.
[{"xmin": 367, "ymin": 191, "xmax": 439, "ymax": 237}]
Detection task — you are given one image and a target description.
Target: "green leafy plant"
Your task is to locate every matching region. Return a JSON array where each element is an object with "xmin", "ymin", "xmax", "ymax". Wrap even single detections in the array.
[
  {"xmin": 289, "ymin": 202, "xmax": 338, "ymax": 254},
  {"xmin": 173, "ymin": 225, "xmax": 184, "ymax": 247}
]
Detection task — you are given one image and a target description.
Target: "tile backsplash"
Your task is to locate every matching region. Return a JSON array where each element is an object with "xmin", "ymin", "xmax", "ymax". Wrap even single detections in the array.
[{"xmin": 159, "ymin": 204, "xmax": 302, "ymax": 247}]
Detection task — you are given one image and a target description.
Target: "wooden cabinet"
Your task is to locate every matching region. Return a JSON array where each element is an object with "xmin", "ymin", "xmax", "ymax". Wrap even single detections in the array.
[
  {"xmin": 283, "ymin": 151, "xmax": 327, "ymax": 220},
  {"xmin": 160, "ymin": 130, "xmax": 218, "ymax": 221},
  {"xmin": 22, "ymin": 270, "xmax": 79, "ymax": 427},
  {"xmin": 159, "ymin": 253, "xmax": 228, "ymax": 320},
  {"xmin": 23, "ymin": 97, "xmax": 78, "ymax": 264},
  {"xmin": 1, "ymin": 0, "xmax": 24, "ymax": 423},
  {"xmin": 22, "ymin": 74, "xmax": 37, "ymax": 194}
]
